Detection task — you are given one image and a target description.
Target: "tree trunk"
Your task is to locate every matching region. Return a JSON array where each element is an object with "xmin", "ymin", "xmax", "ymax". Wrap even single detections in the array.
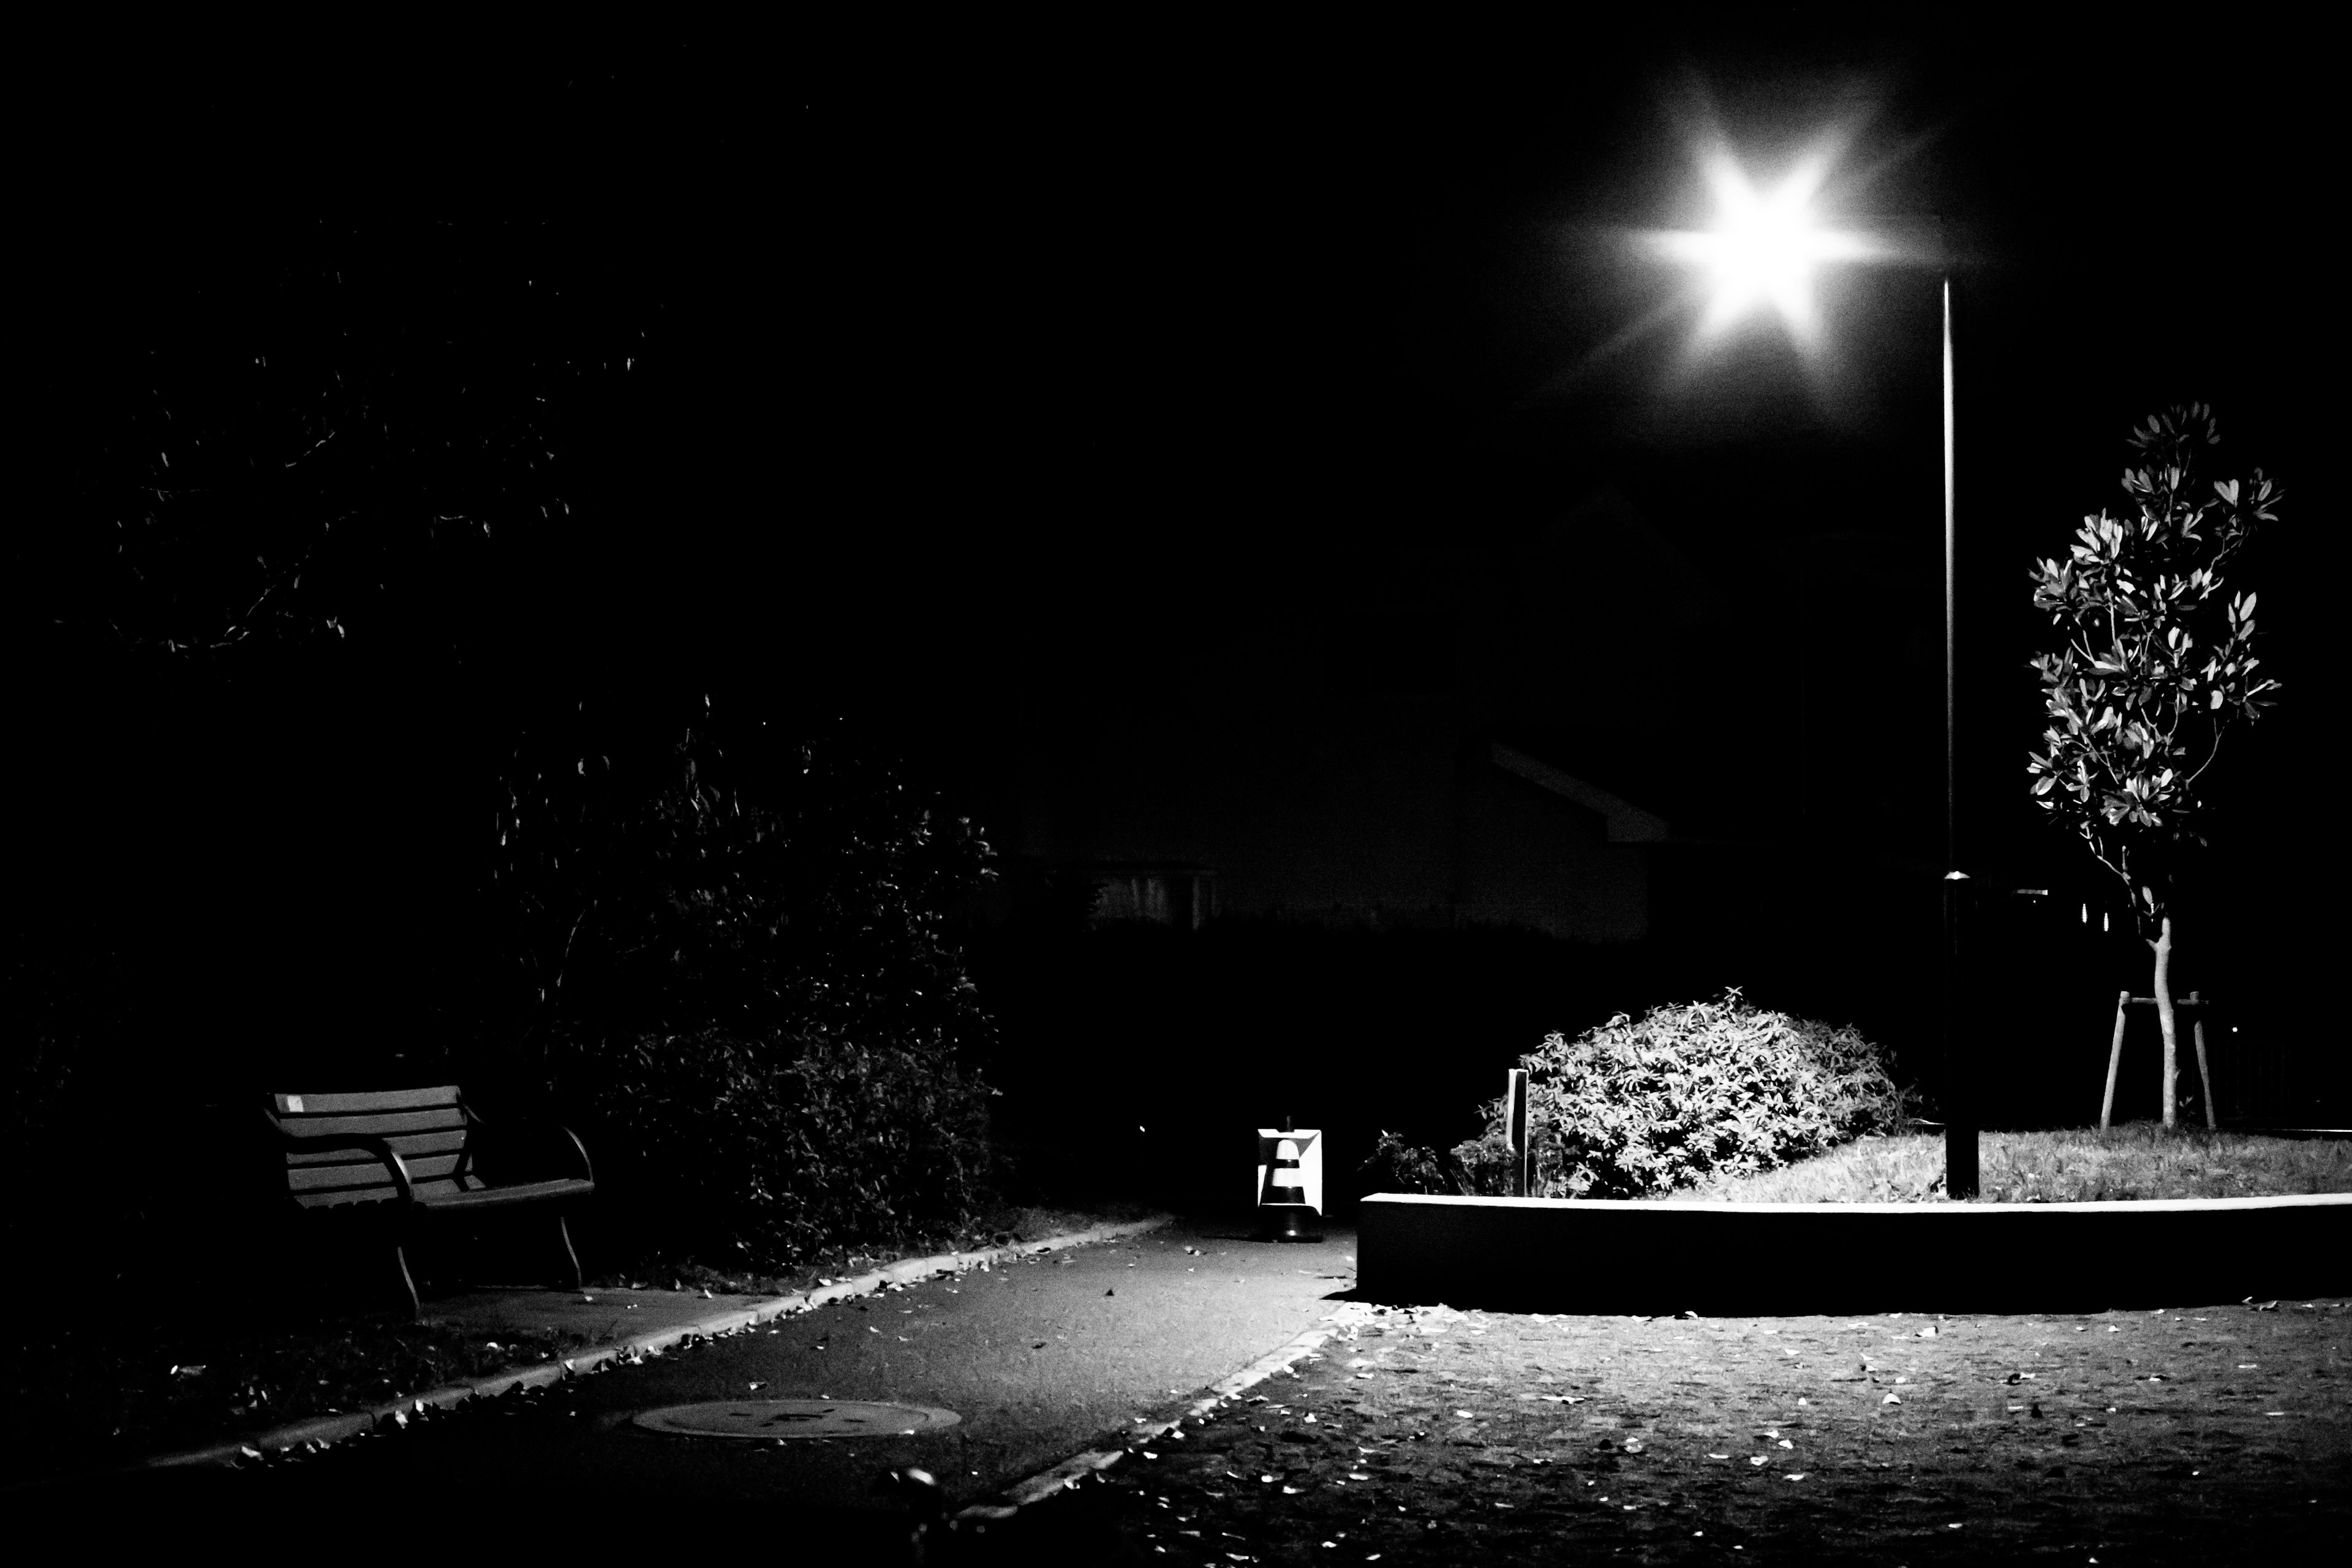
[{"xmin": 2150, "ymin": 914, "xmax": 2179, "ymax": 1129}]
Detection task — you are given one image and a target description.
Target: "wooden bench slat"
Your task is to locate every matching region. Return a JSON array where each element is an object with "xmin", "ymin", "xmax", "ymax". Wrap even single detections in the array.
[
  {"xmin": 277, "ymin": 1107, "xmax": 466, "ymax": 1141},
  {"xmin": 285, "ymin": 1129, "xmax": 469, "ymax": 1164},
  {"xmin": 293, "ymin": 1188, "xmax": 390, "ymax": 1209},
  {"xmin": 285, "ymin": 1128, "xmax": 467, "ymax": 1167},
  {"xmin": 417, "ymin": 1177, "xmax": 592, "ymax": 1213},
  {"xmin": 291, "ymin": 1183, "xmax": 460, "ymax": 1208},
  {"xmin": 293, "ymin": 1176, "xmax": 587, "ymax": 1210},
  {"xmin": 287, "ymin": 1151, "xmax": 465, "ymax": 1191},
  {"xmin": 274, "ymin": 1087, "xmax": 461, "ymax": 1115}
]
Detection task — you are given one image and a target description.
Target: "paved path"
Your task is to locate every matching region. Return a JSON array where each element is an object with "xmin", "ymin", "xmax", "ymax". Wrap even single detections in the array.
[{"xmin": 21, "ymin": 1219, "xmax": 1358, "ymax": 1549}]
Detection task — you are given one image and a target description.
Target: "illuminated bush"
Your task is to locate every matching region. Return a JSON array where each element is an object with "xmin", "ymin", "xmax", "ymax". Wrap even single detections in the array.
[{"xmin": 1366, "ymin": 989, "xmax": 1913, "ymax": 1199}]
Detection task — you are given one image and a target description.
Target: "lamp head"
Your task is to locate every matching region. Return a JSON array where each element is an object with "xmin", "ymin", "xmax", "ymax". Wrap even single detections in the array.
[{"xmin": 1656, "ymin": 151, "xmax": 1879, "ymax": 349}]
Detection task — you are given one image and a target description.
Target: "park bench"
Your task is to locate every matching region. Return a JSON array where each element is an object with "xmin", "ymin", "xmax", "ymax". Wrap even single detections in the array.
[{"xmin": 267, "ymin": 1087, "xmax": 595, "ymax": 1319}]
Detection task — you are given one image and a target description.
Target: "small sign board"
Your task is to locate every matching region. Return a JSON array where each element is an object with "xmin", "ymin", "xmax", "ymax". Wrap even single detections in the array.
[{"xmin": 1256, "ymin": 1127, "xmax": 1324, "ymax": 1214}]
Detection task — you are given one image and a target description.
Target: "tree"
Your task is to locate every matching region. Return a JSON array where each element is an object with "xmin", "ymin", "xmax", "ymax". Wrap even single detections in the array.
[
  {"xmin": 27, "ymin": 223, "xmax": 639, "ymax": 666},
  {"xmin": 491, "ymin": 699, "xmax": 996, "ymax": 1050},
  {"xmin": 2025, "ymin": 404, "xmax": 2283, "ymax": 1127},
  {"xmin": 11, "ymin": 219, "xmax": 654, "ymax": 1100}
]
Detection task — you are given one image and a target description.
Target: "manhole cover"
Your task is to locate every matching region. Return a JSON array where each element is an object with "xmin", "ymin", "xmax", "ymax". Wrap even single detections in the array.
[{"xmin": 632, "ymin": 1400, "xmax": 962, "ymax": 1439}]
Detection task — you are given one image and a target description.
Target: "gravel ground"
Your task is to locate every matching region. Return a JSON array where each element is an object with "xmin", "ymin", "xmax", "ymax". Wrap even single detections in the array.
[{"xmin": 1086, "ymin": 1295, "xmax": 2350, "ymax": 1564}]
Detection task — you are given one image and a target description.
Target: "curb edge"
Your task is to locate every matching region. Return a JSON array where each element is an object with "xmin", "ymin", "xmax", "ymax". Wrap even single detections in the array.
[{"xmin": 955, "ymin": 1299, "xmax": 1376, "ymax": 1528}]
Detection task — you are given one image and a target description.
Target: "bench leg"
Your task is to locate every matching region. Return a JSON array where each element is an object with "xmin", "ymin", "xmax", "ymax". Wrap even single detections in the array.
[
  {"xmin": 555, "ymin": 1213, "xmax": 584, "ymax": 1292},
  {"xmin": 392, "ymin": 1241, "xmax": 422, "ymax": 1321}
]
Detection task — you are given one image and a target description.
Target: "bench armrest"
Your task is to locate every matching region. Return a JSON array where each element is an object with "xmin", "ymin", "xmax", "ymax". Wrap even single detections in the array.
[
  {"xmin": 457, "ymin": 1104, "xmax": 595, "ymax": 1186},
  {"xmin": 552, "ymin": 1123, "xmax": 595, "ymax": 1186},
  {"xmin": 265, "ymin": 1112, "xmax": 417, "ymax": 1205}
]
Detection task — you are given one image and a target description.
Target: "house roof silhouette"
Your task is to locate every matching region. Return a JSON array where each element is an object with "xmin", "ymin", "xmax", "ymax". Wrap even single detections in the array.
[{"xmin": 970, "ymin": 486, "xmax": 1752, "ymax": 941}]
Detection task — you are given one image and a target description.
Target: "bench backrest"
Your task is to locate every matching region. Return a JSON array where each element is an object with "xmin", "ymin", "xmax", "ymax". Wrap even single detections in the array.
[{"xmin": 273, "ymin": 1087, "xmax": 475, "ymax": 1208}]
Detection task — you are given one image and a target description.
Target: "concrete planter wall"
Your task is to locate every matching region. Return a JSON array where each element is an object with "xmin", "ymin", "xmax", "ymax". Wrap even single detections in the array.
[{"xmin": 1358, "ymin": 1192, "xmax": 2352, "ymax": 1315}]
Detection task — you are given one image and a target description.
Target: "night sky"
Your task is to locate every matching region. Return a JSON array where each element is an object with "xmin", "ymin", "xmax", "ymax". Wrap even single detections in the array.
[{"xmin": 19, "ymin": 20, "xmax": 2337, "ymax": 1083}]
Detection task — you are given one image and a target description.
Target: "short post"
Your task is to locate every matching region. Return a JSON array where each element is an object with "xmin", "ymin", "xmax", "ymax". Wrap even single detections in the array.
[
  {"xmin": 1506, "ymin": 1069, "xmax": 1531, "ymax": 1198},
  {"xmin": 2101, "ymin": 989, "xmax": 2130, "ymax": 1131},
  {"xmin": 2190, "ymin": 989, "xmax": 2217, "ymax": 1130}
]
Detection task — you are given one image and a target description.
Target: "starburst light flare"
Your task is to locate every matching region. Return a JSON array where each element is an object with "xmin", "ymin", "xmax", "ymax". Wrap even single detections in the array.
[{"xmin": 1654, "ymin": 151, "xmax": 1880, "ymax": 349}]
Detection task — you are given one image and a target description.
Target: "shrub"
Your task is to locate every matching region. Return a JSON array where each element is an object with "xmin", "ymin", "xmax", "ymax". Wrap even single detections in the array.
[
  {"xmin": 495, "ymin": 701, "xmax": 1001, "ymax": 1268},
  {"xmin": 1364, "ymin": 989, "xmax": 1914, "ymax": 1200},
  {"xmin": 1357, "ymin": 1129, "xmax": 1461, "ymax": 1197},
  {"xmin": 560, "ymin": 1024, "xmax": 994, "ymax": 1268},
  {"xmin": 491, "ymin": 704, "xmax": 995, "ymax": 1055}
]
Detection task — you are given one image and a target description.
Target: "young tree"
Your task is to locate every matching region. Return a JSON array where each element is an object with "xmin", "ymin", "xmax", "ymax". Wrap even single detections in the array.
[{"xmin": 2025, "ymin": 404, "xmax": 2283, "ymax": 1127}]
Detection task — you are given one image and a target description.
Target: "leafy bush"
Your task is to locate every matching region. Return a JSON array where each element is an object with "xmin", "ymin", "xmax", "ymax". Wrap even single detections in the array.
[
  {"xmin": 1357, "ymin": 1129, "xmax": 1461, "ymax": 1197},
  {"xmin": 1364, "ymin": 989, "xmax": 1913, "ymax": 1200},
  {"xmin": 560, "ymin": 1025, "xmax": 993, "ymax": 1266},
  {"xmin": 492, "ymin": 701, "xmax": 1001, "ymax": 1268},
  {"xmin": 492, "ymin": 703, "xmax": 995, "ymax": 1054}
]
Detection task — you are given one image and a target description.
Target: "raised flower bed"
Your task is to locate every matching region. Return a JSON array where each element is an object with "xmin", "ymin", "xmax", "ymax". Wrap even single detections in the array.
[{"xmin": 1357, "ymin": 1189, "xmax": 2352, "ymax": 1314}]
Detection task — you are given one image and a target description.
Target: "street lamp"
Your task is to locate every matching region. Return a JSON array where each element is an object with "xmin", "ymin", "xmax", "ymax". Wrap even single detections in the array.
[
  {"xmin": 1652, "ymin": 153, "xmax": 1979, "ymax": 1197},
  {"xmin": 1654, "ymin": 151, "xmax": 1882, "ymax": 350}
]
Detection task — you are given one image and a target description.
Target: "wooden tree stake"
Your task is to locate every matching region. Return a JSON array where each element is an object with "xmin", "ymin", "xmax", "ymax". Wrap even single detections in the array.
[
  {"xmin": 1506, "ymin": 1068, "xmax": 1530, "ymax": 1198},
  {"xmin": 2190, "ymin": 989, "xmax": 2217, "ymax": 1130},
  {"xmin": 2101, "ymin": 989, "xmax": 2130, "ymax": 1132},
  {"xmin": 2101, "ymin": 990, "xmax": 2220, "ymax": 1131}
]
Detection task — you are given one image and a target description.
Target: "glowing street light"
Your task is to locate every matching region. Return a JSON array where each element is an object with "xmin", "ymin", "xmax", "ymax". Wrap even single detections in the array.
[
  {"xmin": 1653, "ymin": 150, "xmax": 1979, "ymax": 1197},
  {"xmin": 1654, "ymin": 153, "xmax": 1884, "ymax": 347}
]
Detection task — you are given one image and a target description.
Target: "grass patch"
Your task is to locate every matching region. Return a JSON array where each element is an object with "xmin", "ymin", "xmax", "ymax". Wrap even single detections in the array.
[{"xmin": 1669, "ymin": 1123, "xmax": 2352, "ymax": 1204}]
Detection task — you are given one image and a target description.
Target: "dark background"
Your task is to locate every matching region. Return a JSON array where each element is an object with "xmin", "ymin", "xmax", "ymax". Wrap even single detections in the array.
[{"xmin": 14, "ymin": 18, "xmax": 2341, "ymax": 1217}]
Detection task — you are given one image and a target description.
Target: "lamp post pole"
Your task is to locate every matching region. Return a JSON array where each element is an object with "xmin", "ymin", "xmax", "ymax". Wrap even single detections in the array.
[
  {"xmin": 1655, "ymin": 177, "xmax": 1981, "ymax": 1193},
  {"xmin": 1941, "ymin": 276, "xmax": 1978, "ymax": 1197}
]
